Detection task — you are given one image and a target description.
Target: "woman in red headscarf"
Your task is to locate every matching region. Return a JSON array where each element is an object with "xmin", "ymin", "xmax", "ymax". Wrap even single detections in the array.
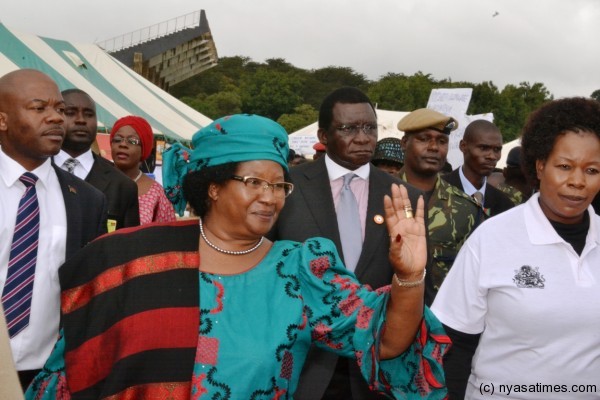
[{"xmin": 110, "ymin": 116, "xmax": 176, "ymax": 225}]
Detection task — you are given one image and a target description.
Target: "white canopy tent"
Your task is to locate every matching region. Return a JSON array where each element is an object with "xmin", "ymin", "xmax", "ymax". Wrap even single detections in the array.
[{"xmin": 496, "ymin": 138, "xmax": 521, "ymax": 169}]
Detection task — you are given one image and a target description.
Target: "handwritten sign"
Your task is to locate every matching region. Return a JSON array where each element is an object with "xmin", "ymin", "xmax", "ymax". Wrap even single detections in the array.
[
  {"xmin": 426, "ymin": 88, "xmax": 473, "ymax": 118},
  {"xmin": 426, "ymin": 88, "xmax": 490, "ymax": 169}
]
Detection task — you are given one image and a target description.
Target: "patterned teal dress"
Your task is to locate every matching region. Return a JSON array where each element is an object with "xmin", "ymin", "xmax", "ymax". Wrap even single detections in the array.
[{"xmin": 26, "ymin": 221, "xmax": 449, "ymax": 399}]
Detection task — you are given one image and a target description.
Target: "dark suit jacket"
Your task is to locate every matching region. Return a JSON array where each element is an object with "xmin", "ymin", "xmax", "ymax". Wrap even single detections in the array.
[
  {"xmin": 270, "ymin": 157, "xmax": 427, "ymax": 400},
  {"xmin": 443, "ymin": 168, "xmax": 514, "ymax": 217},
  {"xmin": 85, "ymin": 154, "xmax": 140, "ymax": 230},
  {"xmin": 53, "ymin": 164, "xmax": 108, "ymax": 259}
]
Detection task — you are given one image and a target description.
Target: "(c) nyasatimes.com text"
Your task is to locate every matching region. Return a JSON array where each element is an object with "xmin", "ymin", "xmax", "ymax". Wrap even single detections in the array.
[{"xmin": 479, "ymin": 382, "xmax": 597, "ymax": 396}]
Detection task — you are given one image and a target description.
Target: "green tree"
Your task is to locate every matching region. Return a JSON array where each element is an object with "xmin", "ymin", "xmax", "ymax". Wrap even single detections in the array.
[
  {"xmin": 180, "ymin": 95, "xmax": 204, "ymax": 112},
  {"xmin": 180, "ymin": 89, "xmax": 242, "ymax": 119},
  {"xmin": 171, "ymin": 55, "xmax": 558, "ymax": 141},
  {"xmin": 277, "ymin": 104, "xmax": 318, "ymax": 133},
  {"xmin": 494, "ymin": 82, "xmax": 552, "ymax": 141},
  {"xmin": 311, "ymin": 66, "xmax": 368, "ymax": 88},
  {"xmin": 592, "ymin": 90, "xmax": 600, "ymax": 101},
  {"xmin": 407, "ymin": 72, "xmax": 438, "ymax": 108},
  {"xmin": 169, "ymin": 56, "xmax": 252, "ymax": 98},
  {"xmin": 368, "ymin": 72, "xmax": 437, "ymax": 111},
  {"xmin": 265, "ymin": 58, "xmax": 303, "ymax": 74},
  {"xmin": 199, "ymin": 91, "xmax": 242, "ymax": 119},
  {"xmin": 301, "ymin": 66, "xmax": 370, "ymax": 108},
  {"xmin": 468, "ymin": 81, "xmax": 500, "ymax": 115},
  {"xmin": 367, "ymin": 73, "xmax": 412, "ymax": 110},
  {"xmin": 240, "ymin": 68, "xmax": 304, "ymax": 119}
]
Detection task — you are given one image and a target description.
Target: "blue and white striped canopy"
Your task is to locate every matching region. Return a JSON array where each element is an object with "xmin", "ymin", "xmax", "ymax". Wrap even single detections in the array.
[{"xmin": 0, "ymin": 23, "xmax": 212, "ymax": 142}]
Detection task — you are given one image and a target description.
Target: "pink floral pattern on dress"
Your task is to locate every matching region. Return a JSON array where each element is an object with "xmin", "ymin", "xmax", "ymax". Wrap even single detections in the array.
[
  {"xmin": 196, "ymin": 336, "xmax": 219, "ymax": 365},
  {"xmin": 331, "ymin": 274, "xmax": 361, "ymax": 292},
  {"xmin": 191, "ymin": 373, "xmax": 208, "ymax": 400},
  {"xmin": 356, "ymin": 306, "xmax": 374, "ymax": 329},
  {"xmin": 138, "ymin": 181, "xmax": 177, "ymax": 225},
  {"xmin": 312, "ymin": 322, "xmax": 343, "ymax": 350},
  {"xmin": 280, "ymin": 351, "xmax": 293, "ymax": 379},
  {"xmin": 210, "ymin": 281, "xmax": 224, "ymax": 314},
  {"xmin": 310, "ymin": 256, "xmax": 330, "ymax": 278},
  {"xmin": 339, "ymin": 293, "xmax": 363, "ymax": 316}
]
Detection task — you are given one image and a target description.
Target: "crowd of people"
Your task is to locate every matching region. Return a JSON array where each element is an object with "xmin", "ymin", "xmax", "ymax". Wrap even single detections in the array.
[{"xmin": 1, "ymin": 68, "xmax": 599, "ymax": 399}]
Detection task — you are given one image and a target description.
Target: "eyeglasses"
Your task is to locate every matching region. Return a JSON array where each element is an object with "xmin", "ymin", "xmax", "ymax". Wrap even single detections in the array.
[
  {"xmin": 334, "ymin": 123, "xmax": 378, "ymax": 137},
  {"xmin": 111, "ymin": 136, "xmax": 141, "ymax": 146},
  {"xmin": 230, "ymin": 175, "xmax": 294, "ymax": 198}
]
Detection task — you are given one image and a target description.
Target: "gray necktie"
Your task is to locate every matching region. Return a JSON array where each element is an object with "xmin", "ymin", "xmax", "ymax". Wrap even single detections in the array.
[
  {"xmin": 336, "ymin": 173, "xmax": 362, "ymax": 272},
  {"xmin": 472, "ymin": 191, "xmax": 484, "ymax": 206},
  {"xmin": 63, "ymin": 158, "xmax": 80, "ymax": 174}
]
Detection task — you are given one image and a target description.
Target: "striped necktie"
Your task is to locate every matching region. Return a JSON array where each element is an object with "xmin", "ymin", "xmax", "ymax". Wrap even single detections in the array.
[
  {"xmin": 336, "ymin": 173, "xmax": 362, "ymax": 272},
  {"xmin": 2, "ymin": 172, "xmax": 40, "ymax": 338}
]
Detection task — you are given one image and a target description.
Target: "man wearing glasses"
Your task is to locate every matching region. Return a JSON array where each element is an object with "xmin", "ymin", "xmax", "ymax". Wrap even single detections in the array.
[
  {"xmin": 55, "ymin": 89, "xmax": 140, "ymax": 231},
  {"xmin": 270, "ymin": 87, "xmax": 428, "ymax": 399}
]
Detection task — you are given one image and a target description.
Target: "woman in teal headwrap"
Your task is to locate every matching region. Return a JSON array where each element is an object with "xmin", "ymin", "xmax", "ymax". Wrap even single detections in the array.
[{"xmin": 27, "ymin": 114, "xmax": 449, "ymax": 399}]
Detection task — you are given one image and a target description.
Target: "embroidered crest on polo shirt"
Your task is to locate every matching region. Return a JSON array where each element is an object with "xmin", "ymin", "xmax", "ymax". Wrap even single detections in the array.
[{"xmin": 513, "ymin": 265, "xmax": 545, "ymax": 289}]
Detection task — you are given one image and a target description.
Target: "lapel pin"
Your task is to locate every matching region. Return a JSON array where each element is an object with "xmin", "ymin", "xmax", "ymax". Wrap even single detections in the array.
[
  {"xmin": 373, "ymin": 215, "xmax": 384, "ymax": 224},
  {"xmin": 68, "ymin": 185, "xmax": 77, "ymax": 194}
]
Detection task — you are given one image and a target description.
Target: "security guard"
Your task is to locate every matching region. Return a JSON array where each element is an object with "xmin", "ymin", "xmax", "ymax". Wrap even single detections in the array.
[{"xmin": 397, "ymin": 108, "xmax": 483, "ymax": 304}]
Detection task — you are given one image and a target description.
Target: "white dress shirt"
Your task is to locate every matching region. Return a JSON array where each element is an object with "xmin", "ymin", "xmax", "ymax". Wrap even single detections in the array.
[
  {"xmin": 459, "ymin": 165, "xmax": 487, "ymax": 200},
  {"xmin": 0, "ymin": 151, "xmax": 67, "ymax": 370},
  {"xmin": 55, "ymin": 149, "xmax": 95, "ymax": 180}
]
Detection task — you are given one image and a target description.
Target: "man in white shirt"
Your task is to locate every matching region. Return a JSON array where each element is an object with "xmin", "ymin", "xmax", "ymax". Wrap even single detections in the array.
[{"xmin": 0, "ymin": 69, "xmax": 107, "ymax": 389}]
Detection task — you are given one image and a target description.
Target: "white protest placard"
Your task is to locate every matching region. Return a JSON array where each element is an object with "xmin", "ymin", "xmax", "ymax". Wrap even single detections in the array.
[{"xmin": 426, "ymin": 88, "xmax": 473, "ymax": 119}]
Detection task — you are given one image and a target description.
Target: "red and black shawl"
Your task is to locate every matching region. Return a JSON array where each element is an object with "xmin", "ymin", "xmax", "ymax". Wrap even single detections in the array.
[{"xmin": 59, "ymin": 219, "xmax": 201, "ymax": 399}]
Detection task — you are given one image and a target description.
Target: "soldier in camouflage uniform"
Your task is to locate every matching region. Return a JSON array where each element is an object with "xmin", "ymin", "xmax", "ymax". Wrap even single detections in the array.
[
  {"xmin": 503, "ymin": 146, "xmax": 533, "ymax": 204},
  {"xmin": 496, "ymin": 182, "xmax": 524, "ymax": 205},
  {"xmin": 488, "ymin": 168, "xmax": 525, "ymax": 205},
  {"xmin": 397, "ymin": 108, "xmax": 483, "ymax": 304}
]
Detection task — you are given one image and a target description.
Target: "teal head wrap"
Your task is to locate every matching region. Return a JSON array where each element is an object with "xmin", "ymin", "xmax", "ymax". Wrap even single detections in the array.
[{"xmin": 162, "ymin": 114, "xmax": 289, "ymax": 216}]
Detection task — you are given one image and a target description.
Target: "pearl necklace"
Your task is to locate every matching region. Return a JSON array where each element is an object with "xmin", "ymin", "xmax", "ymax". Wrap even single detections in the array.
[
  {"xmin": 134, "ymin": 170, "xmax": 143, "ymax": 182},
  {"xmin": 199, "ymin": 219, "xmax": 264, "ymax": 255}
]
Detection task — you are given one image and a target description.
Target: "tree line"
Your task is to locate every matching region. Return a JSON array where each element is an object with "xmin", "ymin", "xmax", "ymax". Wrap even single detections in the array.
[{"xmin": 170, "ymin": 56, "xmax": 572, "ymax": 142}]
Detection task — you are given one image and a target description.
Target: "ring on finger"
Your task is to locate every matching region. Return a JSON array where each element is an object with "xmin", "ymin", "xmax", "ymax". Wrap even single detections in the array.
[{"xmin": 403, "ymin": 205, "xmax": 413, "ymax": 219}]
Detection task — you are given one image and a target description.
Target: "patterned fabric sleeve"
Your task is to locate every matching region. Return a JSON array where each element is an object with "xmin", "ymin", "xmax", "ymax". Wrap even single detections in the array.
[
  {"xmin": 24, "ymin": 332, "xmax": 69, "ymax": 400},
  {"xmin": 298, "ymin": 238, "xmax": 450, "ymax": 399}
]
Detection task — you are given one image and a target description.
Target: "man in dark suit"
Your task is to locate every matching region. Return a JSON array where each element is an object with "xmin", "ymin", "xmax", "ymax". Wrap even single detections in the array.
[
  {"xmin": 443, "ymin": 119, "xmax": 514, "ymax": 217},
  {"xmin": 270, "ymin": 87, "xmax": 426, "ymax": 399},
  {"xmin": 0, "ymin": 69, "xmax": 107, "ymax": 389},
  {"xmin": 55, "ymin": 89, "xmax": 139, "ymax": 232}
]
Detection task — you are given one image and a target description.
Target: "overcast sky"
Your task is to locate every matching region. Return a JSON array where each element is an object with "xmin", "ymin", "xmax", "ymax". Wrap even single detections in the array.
[{"xmin": 2, "ymin": 0, "xmax": 598, "ymax": 99}]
